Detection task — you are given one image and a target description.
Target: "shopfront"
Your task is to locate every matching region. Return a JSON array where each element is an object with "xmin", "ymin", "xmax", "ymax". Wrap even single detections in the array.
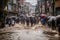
[{"xmin": 55, "ymin": 0, "xmax": 60, "ymax": 15}]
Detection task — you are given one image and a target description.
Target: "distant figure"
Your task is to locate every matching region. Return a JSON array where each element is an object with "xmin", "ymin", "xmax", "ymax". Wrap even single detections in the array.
[
  {"xmin": 26, "ymin": 17, "xmax": 30, "ymax": 26},
  {"xmin": 11, "ymin": 19, "xmax": 15, "ymax": 26},
  {"xmin": 33, "ymin": 17, "xmax": 36, "ymax": 25},
  {"xmin": 30, "ymin": 17, "xmax": 34, "ymax": 27}
]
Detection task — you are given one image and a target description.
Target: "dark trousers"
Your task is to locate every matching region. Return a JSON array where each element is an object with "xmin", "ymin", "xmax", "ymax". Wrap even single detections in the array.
[
  {"xmin": 51, "ymin": 20, "xmax": 56, "ymax": 30},
  {"xmin": 58, "ymin": 26, "xmax": 60, "ymax": 35},
  {"xmin": 26, "ymin": 20, "xmax": 29, "ymax": 26}
]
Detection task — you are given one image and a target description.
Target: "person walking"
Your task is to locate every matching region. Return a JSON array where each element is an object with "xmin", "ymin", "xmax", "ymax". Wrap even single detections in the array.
[
  {"xmin": 48, "ymin": 16, "xmax": 56, "ymax": 30},
  {"xmin": 56, "ymin": 15, "xmax": 60, "ymax": 36},
  {"xmin": 29, "ymin": 17, "xmax": 33, "ymax": 27},
  {"xmin": 26, "ymin": 17, "xmax": 30, "ymax": 27},
  {"xmin": 40, "ymin": 14, "xmax": 47, "ymax": 25}
]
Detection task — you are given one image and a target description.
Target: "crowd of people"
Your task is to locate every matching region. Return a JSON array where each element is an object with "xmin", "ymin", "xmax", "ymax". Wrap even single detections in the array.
[
  {"xmin": 40, "ymin": 14, "xmax": 60, "ymax": 36},
  {"xmin": 5, "ymin": 15, "xmax": 40, "ymax": 27},
  {"xmin": 21, "ymin": 16, "xmax": 40, "ymax": 27},
  {"xmin": 5, "ymin": 13, "xmax": 60, "ymax": 36}
]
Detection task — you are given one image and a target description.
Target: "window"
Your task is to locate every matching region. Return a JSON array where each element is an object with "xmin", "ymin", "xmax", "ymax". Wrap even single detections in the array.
[
  {"xmin": 8, "ymin": 0, "xmax": 13, "ymax": 3},
  {"xmin": 8, "ymin": 4, "xmax": 12, "ymax": 12},
  {"xmin": 13, "ymin": 0, "xmax": 17, "ymax": 4}
]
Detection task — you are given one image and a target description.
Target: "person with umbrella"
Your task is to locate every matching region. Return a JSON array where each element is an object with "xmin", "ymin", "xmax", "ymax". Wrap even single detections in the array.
[
  {"xmin": 26, "ymin": 14, "xmax": 30, "ymax": 27},
  {"xmin": 40, "ymin": 14, "xmax": 47, "ymax": 25},
  {"xmin": 56, "ymin": 15, "xmax": 60, "ymax": 36},
  {"xmin": 48, "ymin": 16, "xmax": 56, "ymax": 30}
]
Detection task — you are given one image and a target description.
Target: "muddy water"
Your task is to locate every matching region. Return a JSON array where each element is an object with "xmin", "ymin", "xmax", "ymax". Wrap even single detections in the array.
[{"xmin": 0, "ymin": 29, "xmax": 60, "ymax": 40}]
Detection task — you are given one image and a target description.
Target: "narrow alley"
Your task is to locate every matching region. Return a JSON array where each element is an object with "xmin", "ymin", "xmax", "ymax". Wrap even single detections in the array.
[{"xmin": 0, "ymin": 0, "xmax": 60, "ymax": 40}]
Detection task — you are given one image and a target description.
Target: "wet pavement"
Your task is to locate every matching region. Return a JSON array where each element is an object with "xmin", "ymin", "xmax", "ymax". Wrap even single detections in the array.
[
  {"xmin": 0, "ymin": 23, "xmax": 60, "ymax": 40},
  {"xmin": 0, "ymin": 29, "xmax": 60, "ymax": 40}
]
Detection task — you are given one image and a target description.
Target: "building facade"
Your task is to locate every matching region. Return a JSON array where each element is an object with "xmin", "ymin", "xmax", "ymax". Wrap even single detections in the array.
[
  {"xmin": 36, "ymin": 0, "xmax": 56, "ymax": 16},
  {"xmin": 8, "ymin": 0, "xmax": 18, "ymax": 16},
  {"xmin": 55, "ymin": 0, "xmax": 60, "ymax": 15},
  {"xmin": 7, "ymin": 0, "xmax": 25, "ymax": 16},
  {"xmin": 24, "ymin": 2, "xmax": 31, "ymax": 14}
]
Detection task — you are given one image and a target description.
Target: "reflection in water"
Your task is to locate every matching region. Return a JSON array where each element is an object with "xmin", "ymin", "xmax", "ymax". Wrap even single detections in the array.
[{"xmin": 48, "ymin": 37, "xmax": 60, "ymax": 40}]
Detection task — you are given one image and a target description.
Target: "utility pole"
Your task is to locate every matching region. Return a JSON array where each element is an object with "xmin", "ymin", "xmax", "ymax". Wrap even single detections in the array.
[
  {"xmin": 17, "ymin": 0, "xmax": 20, "ymax": 17},
  {"xmin": 45, "ymin": 0, "xmax": 47, "ymax": 14},
  {"xmin": 53, "ymin": 0, "xmax": 56, "ymax": 16}
]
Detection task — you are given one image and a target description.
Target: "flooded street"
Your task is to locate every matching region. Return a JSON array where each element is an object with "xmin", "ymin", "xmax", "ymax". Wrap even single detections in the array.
[
  {"xmin": 0, "ymin": 29, "xmax": 59, "ymax": 40},
  {"xmin": 0, "ymin": 0, "xmax": 60, "ymax": 40}
]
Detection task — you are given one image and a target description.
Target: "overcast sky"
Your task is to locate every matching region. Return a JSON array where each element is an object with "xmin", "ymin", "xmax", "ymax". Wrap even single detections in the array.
[{"xmin": 25, "ymin": 0, "xmax": 37, "ymax": 5}]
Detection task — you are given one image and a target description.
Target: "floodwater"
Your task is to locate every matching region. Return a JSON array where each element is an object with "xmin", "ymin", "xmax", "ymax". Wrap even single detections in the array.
[{"xmin": 0, "ymin": 29, "xmax": 60, "ymax": 40}]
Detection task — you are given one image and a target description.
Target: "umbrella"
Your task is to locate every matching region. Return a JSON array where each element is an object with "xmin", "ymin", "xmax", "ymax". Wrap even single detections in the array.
[
  {"xmin": 48, "ymin": 16, "xmax": 52, "ymax": 19},
  {"xmin": 40, "ymin": 14, "xmax": 47, "ymax": 18},
  {"xmin": 56, "ymin": 15, "xmax": 60, "ymax": 20},
  {"xmin": 48, "ymin": 16, "xmax": 56, "ymax": 21},
  {"xmin": 20, "ymin": 14, "xmax": 24, "ymax": 17},
  {"xmin": 8, "ymin": 16, "xmax": 17, "ymax": 18},
  {"xmin": 56, "ymin": 15, "xmax": 60, "ymax": 18},
  {"xmin": 41, "ymin": 14, "xmax": 47, "ymax": 16}
]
